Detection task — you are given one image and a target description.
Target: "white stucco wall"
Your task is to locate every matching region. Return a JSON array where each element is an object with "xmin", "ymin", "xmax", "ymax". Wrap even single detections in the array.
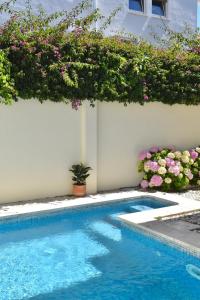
[
  {"xmin": 1, "ymin": 100, "xmax": 200, "ymax": 203},
  {"xmin": 97, "ymin": 102, "xmax": 200, "ymax": 191},
  {"xmin": 0, "ymin": 101, "xmax": 82, "ymax": 202},
  {"xmin": 0, "ymin": 1, "xmax": 198, "ymax": 203}
]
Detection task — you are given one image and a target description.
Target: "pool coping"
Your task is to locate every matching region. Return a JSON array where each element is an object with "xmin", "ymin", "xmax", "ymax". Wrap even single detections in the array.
[
  {"xmin": 1, "ymin": 190, "xmax": 200, "ymax": 257},
  {"xmin": 0, "ymin": 190, "xmax": 199, "ymax": 222}
]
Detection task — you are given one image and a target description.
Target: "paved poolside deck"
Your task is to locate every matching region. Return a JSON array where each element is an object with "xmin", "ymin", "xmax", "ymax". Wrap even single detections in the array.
[{"xmin": 142, "ymin": 218, "xmax": 200, "ymax": 250}]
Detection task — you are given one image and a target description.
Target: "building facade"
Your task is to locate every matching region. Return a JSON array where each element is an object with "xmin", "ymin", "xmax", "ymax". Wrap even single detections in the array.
[
  {"xmin": 99, "ymin": 0, "xmax": 198, "ymax": 40},
  {"xmin": 11, "ymin": 0, "xmax": 198, "ymax": 41}
]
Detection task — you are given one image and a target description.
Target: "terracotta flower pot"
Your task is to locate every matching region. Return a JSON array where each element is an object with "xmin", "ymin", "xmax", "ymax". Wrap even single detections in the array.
[{"xmin": 73, "ymin": 184, "xmax": 86, "ymax": 197}]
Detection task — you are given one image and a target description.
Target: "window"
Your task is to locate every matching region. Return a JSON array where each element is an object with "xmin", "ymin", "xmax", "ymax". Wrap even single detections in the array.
[
  {"xmin": 129, "ymin": 0, "xmax": 144, "ymax": 12},
  {"xmin": 152, "ymin": 0, "xmax": 166, "ymax": 16}
]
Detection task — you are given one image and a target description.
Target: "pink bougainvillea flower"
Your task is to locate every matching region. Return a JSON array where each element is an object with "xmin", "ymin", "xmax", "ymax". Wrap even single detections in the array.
[
  {"xmin": 150, "ymin": 175, "xmax": 163, "ymax": 187},
  {"xmin": 149, "ymin": 146, "xmax": 159, "ymax": 153},
  {"xmin": 140, "ymin": 180, "xmax": 149, "ymax": 189},
  {"xmin": 19, "ymin": 41, "xmax": 27, "ymax": 47},
  {"xmin": 190, "ymin": 150, "xmax": 198, "ymax": 160},
  {"xmin": 11, "ymin": 45, "xmax": 19, "ymax": 51},
  {"xmin": 73, "ymin": 26, "xmax": 84, "ymax": 36},
  {"xmin": 71, "ymin": 99, "xmax": 82, "ymax": 110}
]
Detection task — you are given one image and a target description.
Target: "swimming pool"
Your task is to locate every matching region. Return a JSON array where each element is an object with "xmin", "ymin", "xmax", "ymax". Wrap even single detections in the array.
[{"xmin": 0, "ymin": 197, "xmax": 200, "ymax": 300}]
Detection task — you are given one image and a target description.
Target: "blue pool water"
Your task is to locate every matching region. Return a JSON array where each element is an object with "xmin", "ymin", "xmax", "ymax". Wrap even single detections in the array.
[{"xmin": 0, "ymin": 197, "xmax": 200, "ymax": 300}]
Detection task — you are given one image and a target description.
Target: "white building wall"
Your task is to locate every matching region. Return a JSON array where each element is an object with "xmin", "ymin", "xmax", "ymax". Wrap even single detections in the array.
[
  {"xmin": 0, "ymin": 101, "xmax": 82, "ymax": 202},
  {"xmin": 97, "ymin": 0, "xmax": 197, "ymax": 40},
  {"xmin": 1, "ymin": 0, "xmax": 197, "ymax": 40},
  {"xmin": 0, "ymin": 100, "xmax": 200, "ymax": 203},
  {"xmin": 0, "ymin": 1, "xmax": 198, "ymax": 203},
  {"xmin": 97, "ymin": 102, "xmax": 200, "ymax": 191}
]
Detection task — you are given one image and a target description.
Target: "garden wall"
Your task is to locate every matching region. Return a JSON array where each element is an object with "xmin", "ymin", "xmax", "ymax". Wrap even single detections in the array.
[
  {"xmin": 97, "ymin": 102, "xmax": 200, "ymax": 190},
  {"xmin": 0, "ymin": 100, "xmax": 200, "ymax": 203}
]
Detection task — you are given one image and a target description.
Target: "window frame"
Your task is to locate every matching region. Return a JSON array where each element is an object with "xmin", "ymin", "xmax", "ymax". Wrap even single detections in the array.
[
  {"xmin": 151, "ymin": 0, "xmax": 168, "ymax": 17},
  {"xmin": 128, "ymin": 0, "xmax": 146, "ymax": 15}
]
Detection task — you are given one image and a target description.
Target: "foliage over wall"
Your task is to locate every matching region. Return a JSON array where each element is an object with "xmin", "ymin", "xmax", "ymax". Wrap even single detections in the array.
[
  {"xmin": 0, "ymin": 0, "xmax": 199, "ymax": 108},
  {"xmin": 0, "ymin": 50, "xmax": 16, "ymax": 104}
]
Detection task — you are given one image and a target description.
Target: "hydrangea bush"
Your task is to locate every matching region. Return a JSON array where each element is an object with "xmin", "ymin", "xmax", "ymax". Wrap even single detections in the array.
[{"xmin": 138, "ymin": 146, "xmax": 200, "ymax": 191}]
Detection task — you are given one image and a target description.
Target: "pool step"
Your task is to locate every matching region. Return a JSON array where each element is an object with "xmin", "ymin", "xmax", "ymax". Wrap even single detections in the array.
[
  {"xmin": 109, "ymin": 211, "xmax": 127, "ymax": 220},
  {"xmin": 130, "ymin": 205, "xmax": 154, "ymax": 212},
  {"xmin": 89, "ymin": 221, "xmax": 122, "ymax": 242}
]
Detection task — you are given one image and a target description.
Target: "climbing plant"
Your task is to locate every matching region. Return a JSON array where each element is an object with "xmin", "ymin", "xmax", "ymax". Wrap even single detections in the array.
[
  {"xmin": 0, "ymin": 50, "xmax": 16, "ymax": 104},
  {"xmin": 0, "ymin": 0, "xmax": 199, "ymax": 108}
]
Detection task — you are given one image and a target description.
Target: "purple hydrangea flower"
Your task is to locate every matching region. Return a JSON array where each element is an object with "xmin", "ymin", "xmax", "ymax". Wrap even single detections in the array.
[
  {"xmin": 165, "ymin": 158, "xmax": 176, "ymax": 167},
  {"xmin": 190, "ymin": 150, "xmax": 198, "ymax": 160},
  {"xmin": 168, "ymin": 165, "xmax": 180, "ymax": 176},
  {"xmin": 149, "ymin": 161, "xmax": 159, "ymax": 172},
  {"xmin": 140, "ymin": 180, "xmax": 149, "ymax": 189},
  {"xmin": 150, "ymin": 146, "xmax": 159, "ymax": 153}
]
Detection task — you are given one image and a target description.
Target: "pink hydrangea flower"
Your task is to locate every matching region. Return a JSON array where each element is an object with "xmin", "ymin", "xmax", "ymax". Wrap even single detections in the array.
[
  {"xmin": 150, "ymin": 175, "xmax": 163, "ymax": 187},
  {"xmin": 144, "ymin": 160, "xmax": 151, "ymax": 171},
  {"xmin": 140, "ymin": 180, "xmax": 149, "ymax": 189},
  {"xmin": 144, "ymin": 95, "xmax": 149, "ymax": 101},
  {"xmin": 190, "ymin": 150, "xmax": 198, "ymax": 160},
  {"xmin": 167, "ymin": 145, "xmax": 176, "ymax": 151},
  {"xmin": 139, "ymin": 150, "xmax": 150, "ymax": 161},
  {"xmin": 168, "ymin": 165, "xmax": 180, "ymax": 176},
  {"xmin": 146, "ymin": 152, "xmax": 152, "ymax": 159},
  {"xmin": 165, "ymin": 158, "xmax": 176, "ymax": 167},
  {"xmin": 149, "ymin": 146, "xmax": 159, "ymax": 153},
  {"xmin": 187, "ymin": 171, "xmax": 193, "ymax": 180},
  {"xmin": 149, "ymin": 161, "xmax": 159, "ymax": 172}
]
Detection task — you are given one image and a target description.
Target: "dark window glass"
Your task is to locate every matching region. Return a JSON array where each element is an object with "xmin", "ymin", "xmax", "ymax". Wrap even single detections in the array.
[
  {"xmin": 129, "ymin": 0, "xmax": 143, "ymax": 12},
  {"xmin": 152, "ymin": 0, "xmax": 165, "ymax": 16}
]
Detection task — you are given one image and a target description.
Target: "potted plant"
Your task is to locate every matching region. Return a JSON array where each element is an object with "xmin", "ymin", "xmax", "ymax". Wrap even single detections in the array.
[{"xmin": 69, "ymin": 163, "xmax": 92, "ymax": 197}]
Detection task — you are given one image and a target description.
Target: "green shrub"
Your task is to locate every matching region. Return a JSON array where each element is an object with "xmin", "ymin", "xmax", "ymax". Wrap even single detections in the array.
[
  {"xmin": 0, "ymin": 0, "xmax": 199, "ymax": 107},
  {"xmin": 69, "ymin": 163, "xmax": 92, "ymax": 185},
  {"xmin": 0, "ymin": 50, "xmax": 16, "ymax": 104}
]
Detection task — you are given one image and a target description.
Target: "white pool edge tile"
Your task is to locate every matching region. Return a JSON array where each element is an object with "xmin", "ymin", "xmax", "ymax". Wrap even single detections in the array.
[{"xmin": 0, "ymin": 191, "xmax": 199, "ymax": 222}]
